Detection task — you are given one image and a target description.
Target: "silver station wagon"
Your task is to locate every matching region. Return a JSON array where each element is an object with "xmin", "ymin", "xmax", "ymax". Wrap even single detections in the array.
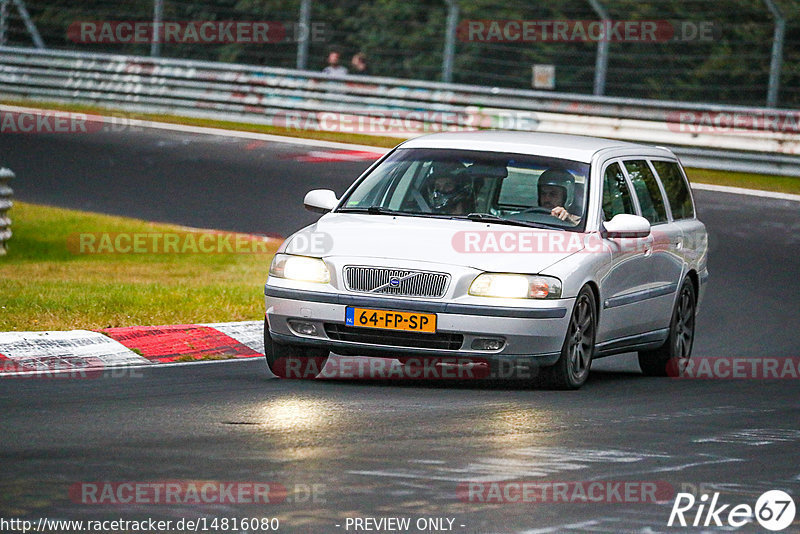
[{"xmin": 264, "ymin": 131, "xmax": 708, "ymax": 389}]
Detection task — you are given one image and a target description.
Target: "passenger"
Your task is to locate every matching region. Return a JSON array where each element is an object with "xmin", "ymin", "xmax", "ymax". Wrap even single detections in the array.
[{"xmin": 426, "ymin": 165, "xmax": 474, "ymax": 215}]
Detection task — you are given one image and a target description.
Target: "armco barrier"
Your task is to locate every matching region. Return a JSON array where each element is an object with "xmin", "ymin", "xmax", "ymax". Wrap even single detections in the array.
[
  {"xmin": 0, "ymin": 167, "xmax": 13, "ymax": 255},
  {"xmin": 1, "ymin": 46, "xmax": 799, "ymax": 176}
]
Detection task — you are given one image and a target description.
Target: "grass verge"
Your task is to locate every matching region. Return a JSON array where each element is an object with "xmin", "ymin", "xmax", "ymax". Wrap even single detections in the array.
[
  {"xmin": 0, "ymin": 202, "xmax": 277, "ymax": 332},
  {"xmin": 685, "ymin": 168, "xmax": 800, "ymax": 195}
]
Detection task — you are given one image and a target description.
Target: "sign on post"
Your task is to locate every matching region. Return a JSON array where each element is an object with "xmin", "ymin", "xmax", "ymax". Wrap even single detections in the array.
[{"xmin": 532, "ymin": 64, "xmax": 556, "ymax": 90}]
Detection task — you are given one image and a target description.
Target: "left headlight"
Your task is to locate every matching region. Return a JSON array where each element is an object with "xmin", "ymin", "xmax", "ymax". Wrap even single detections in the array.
[
  {"xmin": 469, "ymin": 273, "xmax": 562, "ymax": 299},
  {"xmin": 269, "ymin": 254, "xmax": 330, "ymax": 284}
]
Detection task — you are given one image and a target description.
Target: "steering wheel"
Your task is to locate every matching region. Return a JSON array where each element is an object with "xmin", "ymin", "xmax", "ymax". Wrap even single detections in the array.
[{"xmin": 518, "ymin": 206, "xmax": 556, "ymax": 215}]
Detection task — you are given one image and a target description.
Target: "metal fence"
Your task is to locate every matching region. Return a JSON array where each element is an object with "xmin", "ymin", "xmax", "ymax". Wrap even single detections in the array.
[
  {"xmin": 2, "ymin": 46, "xmax": 799, "ymax": 176},
  {"xmin": 1, "ymin": 0, "xmax": 798, "ymax": 108}
]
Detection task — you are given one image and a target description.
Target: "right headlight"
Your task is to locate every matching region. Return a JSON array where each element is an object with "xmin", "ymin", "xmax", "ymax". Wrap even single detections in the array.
[
  {"xmin": 269, "ymin": 254, "xmax": 330, "ymax": 284},
  {"xmin": 468, "ymin": 273, "xmax": 562, "ymax": 299}
]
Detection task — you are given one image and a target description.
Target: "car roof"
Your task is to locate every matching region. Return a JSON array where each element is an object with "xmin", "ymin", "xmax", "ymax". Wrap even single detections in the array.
[{"xmin": 399, "ymin": 131, "xmax": 672, "ymax": 163}]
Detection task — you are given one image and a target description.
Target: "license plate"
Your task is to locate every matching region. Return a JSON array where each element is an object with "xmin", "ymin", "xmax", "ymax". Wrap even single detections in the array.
[{"xmin": 345, "ymin": 307, "xmax": 436, "ymax": 333}]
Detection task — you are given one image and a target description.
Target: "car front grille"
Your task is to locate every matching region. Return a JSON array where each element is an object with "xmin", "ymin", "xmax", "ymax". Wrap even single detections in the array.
[
  {"xmin": 344, "ymin": 266, "xmax": 449, "ymax": 298},
  {"xmin": 324, "ymin": 324, "xmax": 463, "ymax": 350}
]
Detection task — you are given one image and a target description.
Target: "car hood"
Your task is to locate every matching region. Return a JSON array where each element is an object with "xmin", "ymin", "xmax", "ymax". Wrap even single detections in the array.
[{"xmin": 280, "ymin": 213, "xmax": 585, "ymax": 273}]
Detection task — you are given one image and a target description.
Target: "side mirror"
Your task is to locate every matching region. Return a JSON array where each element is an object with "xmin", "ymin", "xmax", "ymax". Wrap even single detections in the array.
[
  {"xmin": 304, "ymin": 189, "xmax": 339, "ymax": 214},
  {"xmin": 602, "ymin": 214, "xmax": 651, "ymax": 238}
]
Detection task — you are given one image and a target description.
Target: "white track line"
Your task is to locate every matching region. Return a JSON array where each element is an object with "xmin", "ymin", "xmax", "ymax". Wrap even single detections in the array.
[{"xmin": 691, "ymin": 182, "xmax": 800, "ymax": 202}]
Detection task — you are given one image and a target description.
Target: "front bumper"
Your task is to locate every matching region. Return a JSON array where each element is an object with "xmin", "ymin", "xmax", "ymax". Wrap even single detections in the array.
[{"xmin": 264, "ymin": 284, "xmax": 574, "ymax": 366}]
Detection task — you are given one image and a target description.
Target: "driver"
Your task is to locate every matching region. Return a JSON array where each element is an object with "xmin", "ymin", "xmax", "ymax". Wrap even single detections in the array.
[{"xmin": 537, "ymin": 169, "xmax": 581, "ymax": 224}]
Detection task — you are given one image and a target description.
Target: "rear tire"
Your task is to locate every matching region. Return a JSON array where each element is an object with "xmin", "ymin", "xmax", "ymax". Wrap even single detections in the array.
[
  {"xmin": 263, "ymin": 318, "xmax": 329, "ymax": 378},
  {"xmin": 540, "ymin": 286, "xmax": 596, "ymax": 390},
  {"xmin": 638, "ymin": 277, "xmax": 696, "ymax": 377}
]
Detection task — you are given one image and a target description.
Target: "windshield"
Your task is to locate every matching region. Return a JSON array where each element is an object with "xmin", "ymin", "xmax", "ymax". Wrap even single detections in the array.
[{"xmin": 338, "ymin": 148, "xmax": 590, "ymax": 231}]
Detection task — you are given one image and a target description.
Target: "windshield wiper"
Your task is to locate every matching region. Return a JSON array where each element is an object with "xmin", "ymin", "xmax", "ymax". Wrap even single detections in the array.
[
  {"xmin": 338, "ymin": 206, "xmax": 434, "ymax": 217},
  {"xmin": 459, "ymin": 213, "xmax": 564, "ymax": 230},
  {"xmin": 338, "ymin": 206, "xmax": 399, "ymax": 215}
]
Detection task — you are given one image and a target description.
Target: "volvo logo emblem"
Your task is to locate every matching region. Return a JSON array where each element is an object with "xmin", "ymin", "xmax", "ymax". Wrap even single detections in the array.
[{"xmin": 368, "ymin": 272, "xmax": 421, "ymax": 293}]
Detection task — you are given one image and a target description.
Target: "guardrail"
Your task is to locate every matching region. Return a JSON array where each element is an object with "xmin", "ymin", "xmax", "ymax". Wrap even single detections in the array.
[
  {"xmin": 1, "ymin": 46, "xmax": 799, "ymax": 176},
  {"xmin": 0, "ymin": 167, "xmax": 13, "ymax": 255}
]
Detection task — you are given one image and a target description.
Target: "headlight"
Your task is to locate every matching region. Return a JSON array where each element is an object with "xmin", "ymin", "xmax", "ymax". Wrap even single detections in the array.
[
  {"xmin": 269, "ymin": 254, "xmax": 330, "ymax": 283},
  {"xmin": 469, "ymin": 273, "xmax": 562, "ymax": 299}
]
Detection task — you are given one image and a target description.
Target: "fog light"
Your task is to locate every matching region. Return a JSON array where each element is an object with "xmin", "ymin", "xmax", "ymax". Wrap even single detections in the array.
[
  {"xmin": 471, "ymin": 338, "xmax": 505, "ymax": 351},
  {"xmin": 288, "ymin": 320, "xmax": 318, "ymax": 336}
]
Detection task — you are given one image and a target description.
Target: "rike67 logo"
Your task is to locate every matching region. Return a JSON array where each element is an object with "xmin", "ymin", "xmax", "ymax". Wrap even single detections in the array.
[{"xmin": 668, "ymin": 490, "xmax": 796, "ymax": 531}]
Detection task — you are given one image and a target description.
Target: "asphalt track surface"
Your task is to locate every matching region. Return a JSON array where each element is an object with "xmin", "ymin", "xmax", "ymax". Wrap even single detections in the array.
[
  {"xmin": 2, "ymin": 127, "xmax": 800, "ymax": 533},
  {"xmin": 0, "ymin": 127, "xmax": 372, "ymax": 237}
]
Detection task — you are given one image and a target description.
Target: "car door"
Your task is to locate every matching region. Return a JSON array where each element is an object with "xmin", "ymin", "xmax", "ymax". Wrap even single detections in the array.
[
  {"xmin": 619, "ymin": 159, "xmax": 680, "ymax": 332},
  {"xmin": 595, "ymin": 160, "xmax": 657, "ymax": 343},
  {"xmin": 650, "ymin": 158, "xmax": 707, "ymax": 299}
]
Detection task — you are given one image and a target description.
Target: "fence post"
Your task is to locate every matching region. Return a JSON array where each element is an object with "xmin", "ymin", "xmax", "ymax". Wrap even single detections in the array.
[
  {"xmin": 296, "ymin": 0, "xmax": 312, "ymax": 70},
  {"xmin": 763, "ymin": 0, "xmax": 784, "ymax": 108},
  {"xmin": 10, "ymin": 0, "xmax": 44, "ymax": 48},
  {"xmin": 441, "ymin": 0, "xmax": 459, "ymax": 83},
  {"xmin": 150, "ymin": 0, "xmax": 164, "ymax": 57},
  {"xmin": 0, "ymin": 0, "xmax": 8, "ymax": 46},
  {"xmin": 587, "ymin": 0, "xmax": 609, "ymax": 96},
  {"xmin": 0, "ymin": 168, "xmax": 13, "ymax": 255}
]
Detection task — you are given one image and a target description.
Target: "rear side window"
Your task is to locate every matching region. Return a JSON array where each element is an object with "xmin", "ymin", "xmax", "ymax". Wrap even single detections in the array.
[
  {"xmin": 602, "ymin": 163, "xmax": 635, "ymax": 220},
  {"xmin": 652, "ymin": 161, "xmax": 694, "ymax": 219},
  {"xmin": 624, "ymin": 160, "xmax": 668, "ymax": 224}
]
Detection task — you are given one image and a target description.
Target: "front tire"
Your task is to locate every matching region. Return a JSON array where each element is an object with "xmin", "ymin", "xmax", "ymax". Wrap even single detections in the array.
[
  {"xmin": 638, "ymin": 277, "xmax": 696, "ymax": 377},
  {"xmin": 540, "ymin": 286, "xmax": 597, "ymax": 389},
  {"xmin": 263, "ymin": 318, "xmax": 329, "ymax": 378}
]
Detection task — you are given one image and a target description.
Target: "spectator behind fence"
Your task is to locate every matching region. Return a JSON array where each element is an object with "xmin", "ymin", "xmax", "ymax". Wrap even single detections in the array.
[
  {"xmin": 322, "ymin": 50, "xmax": 348, "ymax": 77},
  {"xmin": 350, "ymin": 53, "xmax": 370, "ymax": 75}
]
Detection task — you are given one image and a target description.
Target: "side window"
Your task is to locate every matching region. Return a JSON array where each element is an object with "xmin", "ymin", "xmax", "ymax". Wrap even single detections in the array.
[
  {"xmin": 652, "ymin": 161, "xmax": 695, "ymax": 220},
  {"xmin": 602, "ymin": 162, "xmax": 635, "ymax": 220},
  {"xmin": 498, "ymin": 169, "xmax": 538, "ymax": 207},
  {"xmin": 624, "ymin": 160, "xmax": 668, "ymax": 224}
]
